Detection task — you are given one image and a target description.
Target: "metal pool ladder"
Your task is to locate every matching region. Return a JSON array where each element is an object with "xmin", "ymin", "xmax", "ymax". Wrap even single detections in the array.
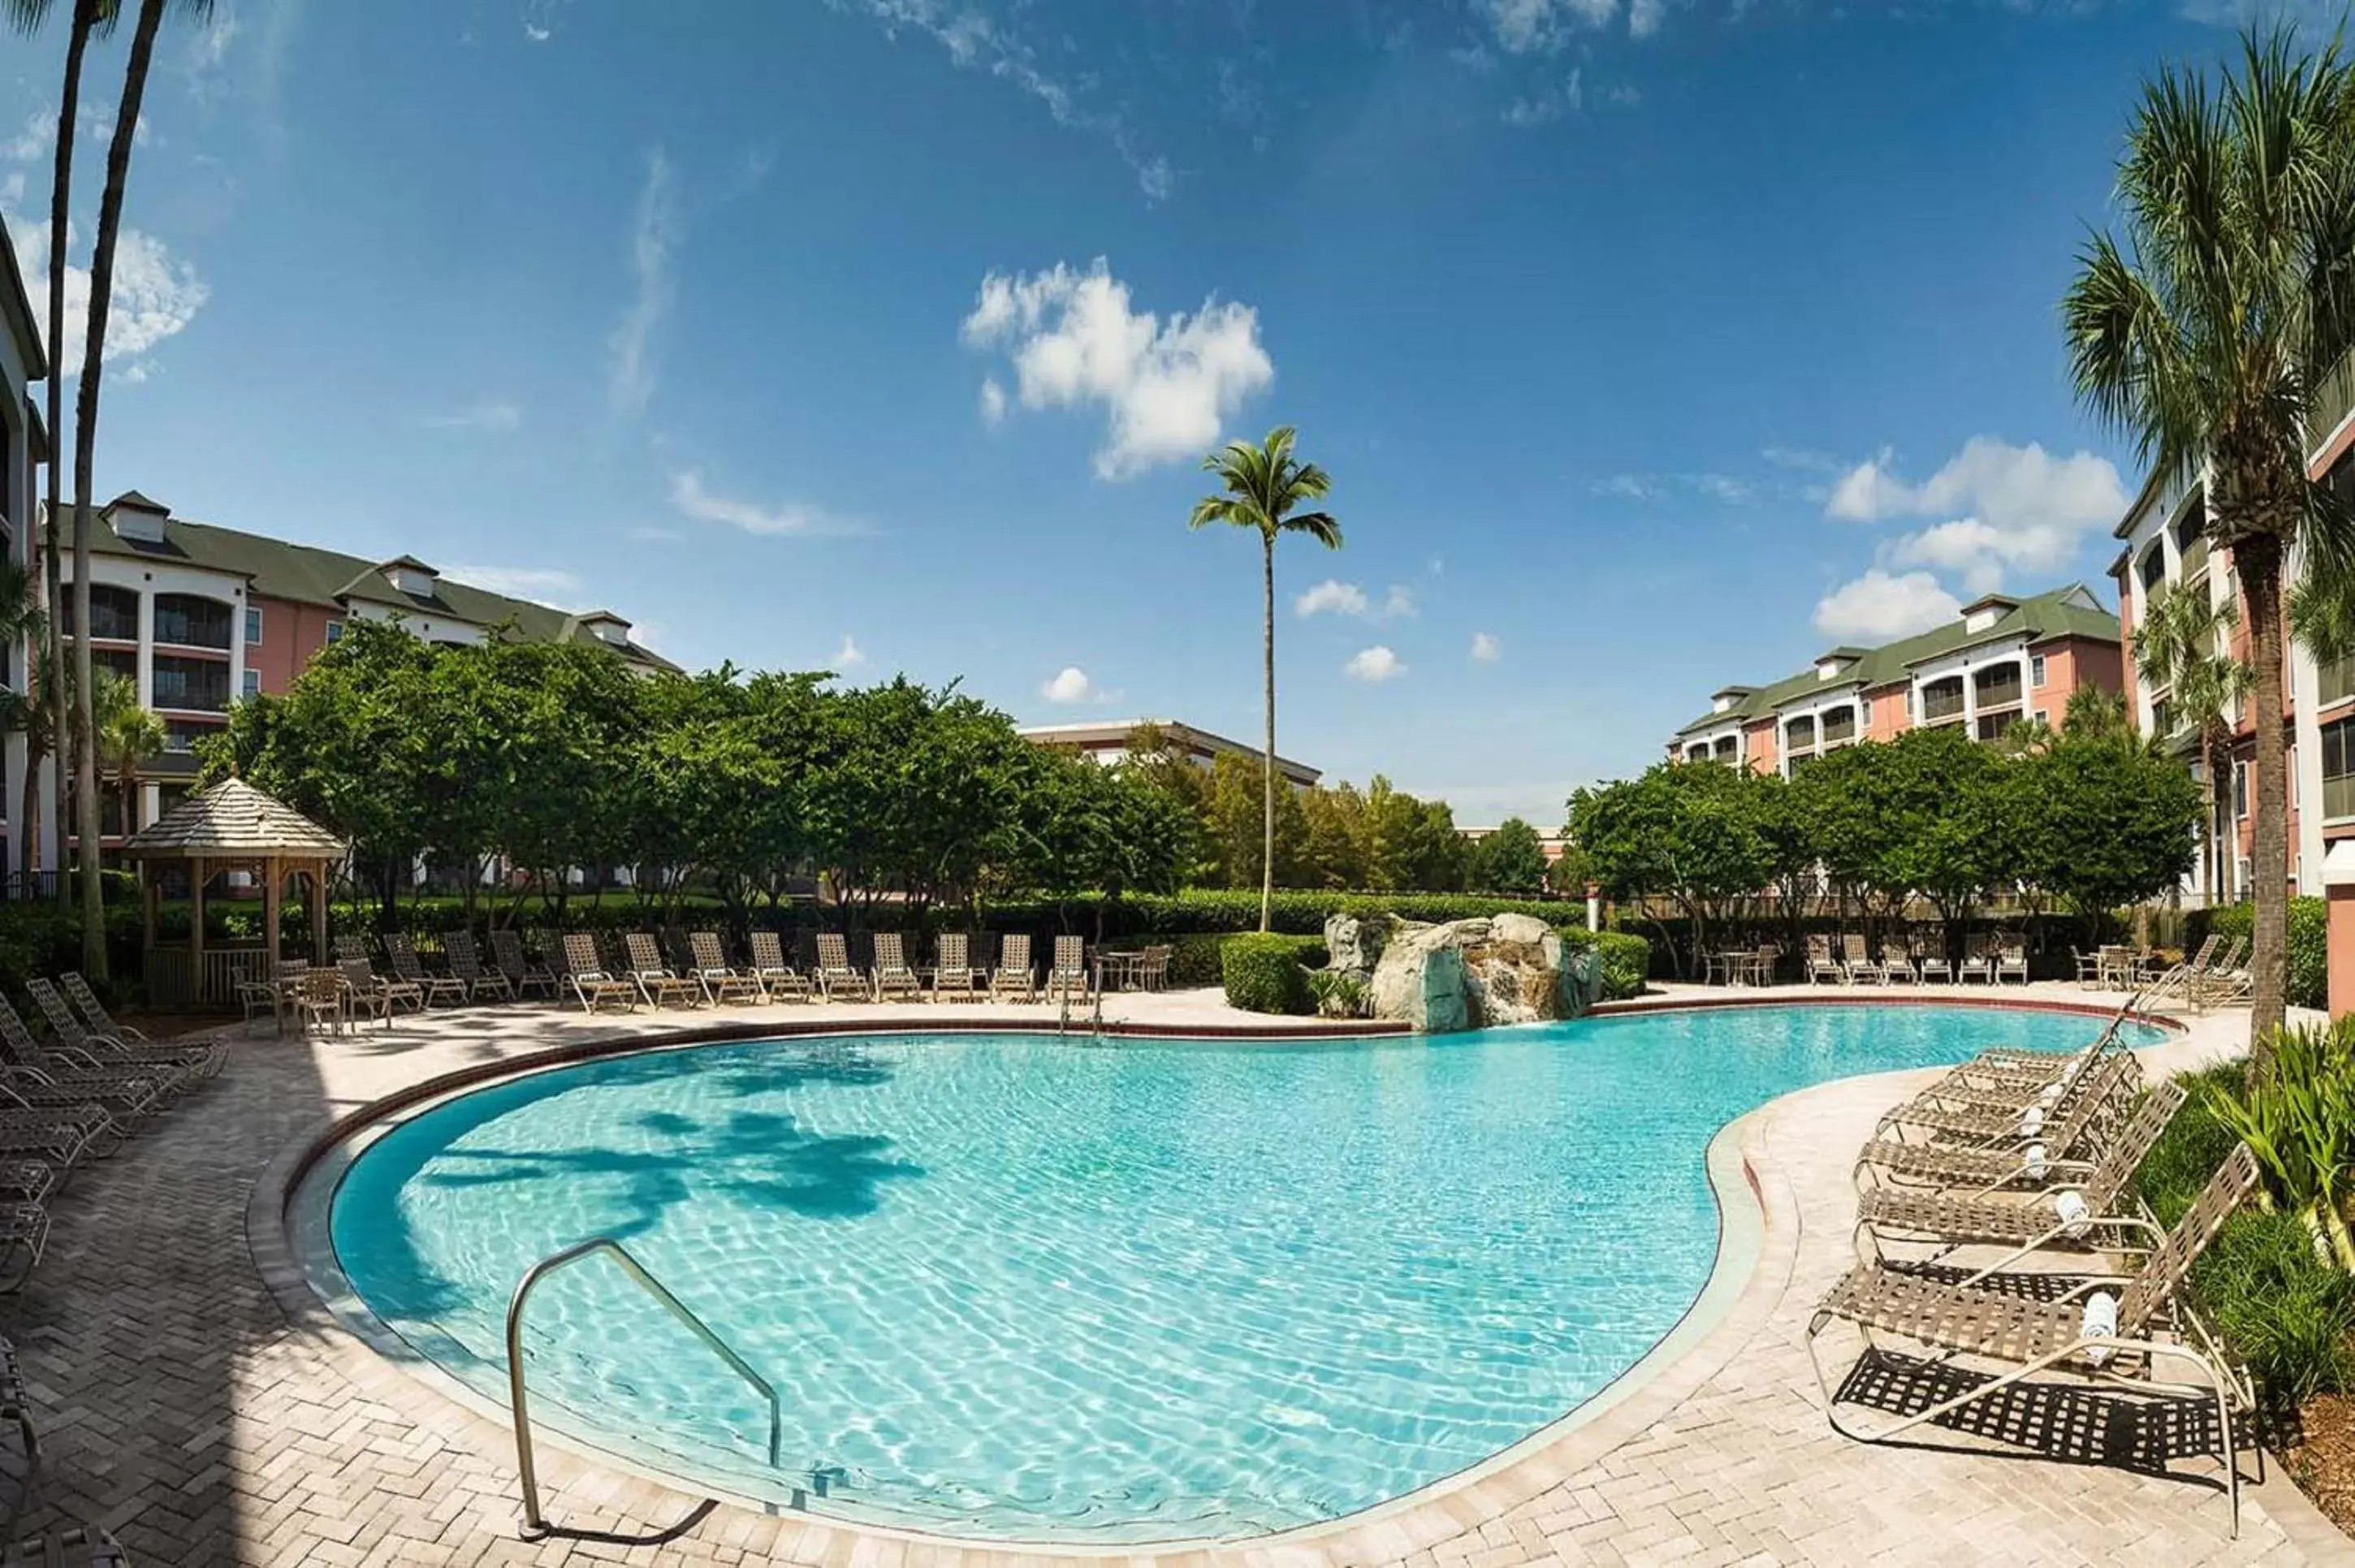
[{"xmin": 507, "ymin": 1237, "xmax": 783, "ymax": 1539}]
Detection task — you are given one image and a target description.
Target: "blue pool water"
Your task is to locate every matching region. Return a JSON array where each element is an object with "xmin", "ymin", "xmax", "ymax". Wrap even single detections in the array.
[{"xmin": 325, "ymin": 1004, "xmax": 2159, "ymax": 1543}]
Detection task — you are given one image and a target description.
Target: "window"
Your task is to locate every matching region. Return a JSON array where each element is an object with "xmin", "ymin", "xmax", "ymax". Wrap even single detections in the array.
[
  {"xmin": 1975, "ymin": 711, "xmax": 2015, "ymax": 742},
  {"xmin": 1784, "ymin": 715, "xmax": 1817, "ymax": 752},
  {"xmin": 325, "ymin": 621, "xmax": 344, "ymax": 644},
  {"xmin": 1686, "ymin": 745, "xmax": 1708, "ymax": 762},
  {"xmin": 150, "ymin": 654, "xmax": 230, "ymax": 713},
  {"xmin": 59, "ymin": 583, "xmax": 138, "ymax": 641},
  {"xmin": 152, "ymin": 594, "xmax": 233, "ymax": 650},
  {"xmin": 1973, "ymin": 662, "xmax": 2024, "ymax": 711},
  {"xmin": 2033, "ymin": 708, "xmax": 2048, "ymax": 727},
  {"xmin": 2321, "ymin": 652, "xmax": 2355, "ymax": 710},
  {"xmin": 1920, "ymin": 676, "xmax": 1965, "ymax": 723},
  {"xmin": 2138, "ymin": 542, "xmax": 2167, "ymax": 594},
  {"xmin": 2235, "ymin": 758, "xmax": 2249, "ymax": 820},
  {"xmin": 2324, "ymin": 715, "xmax": 2355, "ymax": 822},
  {"xmin": 2030, "ymin": 654, "xmax": 2047, "ymax": 688},
  {"xmin": 1713, "ymin": 736, "xmax": 1736, "ymax": 761},
  {"xmin": 162, "ymin": 718, "xmax": 220, "ymax": 755},
  {"xmin": 1820, "ymin": 706, "xmax": 1856, "ymax": 745},
  {"xmin": 244, "ymin": 607, "xmax": 262, "ymax": 646},
  {"xmin": 241, "ymin": 668, "xmax": 259, "ymax": 699}
]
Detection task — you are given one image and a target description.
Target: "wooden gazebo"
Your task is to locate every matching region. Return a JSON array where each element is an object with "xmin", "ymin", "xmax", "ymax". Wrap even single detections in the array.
[{"xmin": 120, "ymin": 779, "xmax": 348, "ymax": 1005}]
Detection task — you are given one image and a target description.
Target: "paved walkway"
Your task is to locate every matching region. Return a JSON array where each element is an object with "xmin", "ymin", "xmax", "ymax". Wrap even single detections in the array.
[{"xmin": 5, "ymin": 984, "xmax": 2347, "ymax": 1566}]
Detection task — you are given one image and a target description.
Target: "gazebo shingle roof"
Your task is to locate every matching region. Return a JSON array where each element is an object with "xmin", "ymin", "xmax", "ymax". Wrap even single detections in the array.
[{"xmin": 120, "ymin": 779, "xmax": 347, "ymax": 858}]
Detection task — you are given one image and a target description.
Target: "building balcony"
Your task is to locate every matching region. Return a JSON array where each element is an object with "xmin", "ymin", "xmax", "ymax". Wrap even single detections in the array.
[
  {"xmin": 150, "ymin": 656, "xmax": 230, "ymax": 714},
  {"xmin": 1920, "ymin": 688, "xmax": 1966, "ymax": 724}
]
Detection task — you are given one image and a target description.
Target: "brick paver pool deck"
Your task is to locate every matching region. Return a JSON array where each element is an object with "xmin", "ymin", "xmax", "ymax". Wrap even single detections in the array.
[{"xmin": 6, "ymin": 983, "xmax": 2349, "ymax": 1566}]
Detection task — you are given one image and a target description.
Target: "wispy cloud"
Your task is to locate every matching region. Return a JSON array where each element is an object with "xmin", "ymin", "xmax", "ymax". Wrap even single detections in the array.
[
  {"xmin": 1042, "ymin": 665, "xmax": 1120, "ymax": 705},
  {"xmin": 1591, "ymin": 470, "xmax": 1757, "ymax": 504},
  {"xmin": 609, "ymin": 146, "xmax": 678, "ymax": 417},
  {"xmin": 1, "ymin": 222, "xmax": 210, "ymax": 378},
  {"xmin": 835, "ymin": 633, "xmax": 866, "ymax": 668},
  {"xmin": 443, "ymin": 564, "xmax": 586, "ymax": 605},
  {"xmin": 670, "ymin": 470, "xmax": 859, "ymax": 536},
  {"xmin": 961, "ymin": 259, "xmax": 1273, "ymax": 479},
  {"xmin": 832, "ymin": 0, "xmax": 1173, "ymax": 201},
  {"xmin": 1826, "ymin": 436, "xmax": 2127, "ymax": 594},
  {"xmin": 423, "ymin": 398, "xmax": 521, "ymax": 433},
  {"xmin": 1471, "ymin": 632, "xmax": 1502, "ymax": 663},
  {"xmin": 1295, "ymin": 579, "xmax": 1415, "ymax": 620}
]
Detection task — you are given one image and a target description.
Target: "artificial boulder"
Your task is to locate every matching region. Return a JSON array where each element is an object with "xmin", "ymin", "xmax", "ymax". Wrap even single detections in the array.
[
  {"xmin": 1324, "ymin": 911, "xmax": 1394, "ymax": 981},
  {"xmin": 1368, "ymin": 915, "xmax": 1575, "ymax": 1034}
]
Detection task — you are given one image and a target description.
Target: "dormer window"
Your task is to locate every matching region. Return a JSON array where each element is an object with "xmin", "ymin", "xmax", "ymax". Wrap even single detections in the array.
[
  {"xmin": 1960, "ymin": 594, "xmax": 2019, "ymax": 634},
  {"xmin": 381, "ymin": 556, "xmax": 439, "ymax": 598},
  {"xmin": 106, "ymin": 490, "xmax": 168, "ymax": 544},
  {"xmin": 579, "ymin": 611, "xmax": 631, "ymax": 646},
  {"xmin": 1712, "ymin": 694, "xmax": 1735, "ymax": 715}
]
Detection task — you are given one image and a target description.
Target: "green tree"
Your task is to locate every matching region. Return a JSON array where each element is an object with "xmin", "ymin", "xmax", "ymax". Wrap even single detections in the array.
[
  {"xmin": 1471, "ymin": 817, "xmax": 1549, "ymax": 895},
  {"xmin": 2064, "ymin": 28, "xmax": 2355, "ymax": 1057},
  {"xmin": 1567, "ymin": 762, "xmax": 1782, "ymax": 974},
  {"xmin": 91, "ymin": 667, "xmax": 158, "ymax": 838},
  {"xmin": 0, "ymin": 558, "xmax": 51, "ymax": 888},
  {"xmin": 2136, "ymin": 581, "xmax": 2253, "ymax": 901},
  {"xmin": 1190, "ymin": 426, "xmax": 1340, "ymax": 932},
  {"xmin": 2016, "ymin": 730, "xmax": 2204, "ymax": 930}
]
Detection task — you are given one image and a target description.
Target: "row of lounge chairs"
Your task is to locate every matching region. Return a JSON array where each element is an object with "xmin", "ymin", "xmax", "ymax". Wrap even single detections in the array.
[
  {"xmin": 283, "ymin": 930, "xmax": 1124, "ymax": 1023},
  {"xmin": 1800, "ymin": 932, "xmax": 2030, "ymax": 986},
  {"xmin": 1813, "ymin": 1011, "xmax": 2261, "ymax": 1533},
  {"xmin": 0, "ymin": 974, "xmax": 224, "ymax": 1296},
  {"xmin": 0, "ymin": 1333, "xmax": 127, "ymax": 1563}
]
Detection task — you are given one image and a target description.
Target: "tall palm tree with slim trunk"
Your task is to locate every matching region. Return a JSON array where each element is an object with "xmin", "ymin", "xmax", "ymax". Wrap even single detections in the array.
[
  {"xmin": 92, "ymin": 670, "xmax": 157, "ymax": 840},
  {"xmin": 1190, "ymin": 426, "xmax": 1340, "ymax": 933},
  {"xmin": 0, "ymin": 557, "xmax": 47, "ymax": 888},
  {"xmin": 67, "ymin": 0, "xmax": 211, "ymax": 978},
  {"xmin": 2063, "ymin": 29, "xmax": 2355, "ymax": 1068},
  {"xmin": 2136, "ymin": 581, "xmax": 2254, "ymax": 904},
  {"xmin": 2, "ymin": 0, "xmax": 117, "ymax": 915}
]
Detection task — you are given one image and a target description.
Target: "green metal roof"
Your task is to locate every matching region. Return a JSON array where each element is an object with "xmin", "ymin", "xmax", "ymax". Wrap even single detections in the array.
[
  {"xmin": 58, "ymin": 501, "xmax": 681, "ymax": 674},
  {"xmin": 1672, "ymin": 582, "xmax": 2120, "ymax": 737}
]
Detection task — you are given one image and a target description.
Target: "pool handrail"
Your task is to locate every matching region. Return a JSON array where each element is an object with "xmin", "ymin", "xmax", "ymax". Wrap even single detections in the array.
[{"xmin": 506, "ymin": 1236, "xmax": 784, "ymax": 1539}]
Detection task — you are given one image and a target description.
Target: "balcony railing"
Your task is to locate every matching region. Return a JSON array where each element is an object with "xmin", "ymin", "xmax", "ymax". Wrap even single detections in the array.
[
  {"xmin": 152, "ymin": 596, "xmax": 232, "ymax": 650},
  {"xmin": 1921, "ymin": 683, "xmax": 1965, "ymax": 723},
  {"xmin": 1974, "ymin": 672, "xmax": 2024, "ymax": 711},
  {"xmin": 150, "ymin": 656, "xmax": 229, "ymax": 713},
  {"xmin": 1820, "ymin": 711, "xmax": 1857, "ymax": 745}
]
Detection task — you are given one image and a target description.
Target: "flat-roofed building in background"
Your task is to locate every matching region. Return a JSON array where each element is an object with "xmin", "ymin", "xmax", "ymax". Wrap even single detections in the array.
[
  {"xmin": 1667, "ymin": 583, "xmax": 2125, "ymax": 776},
  {"xmin": 1017, "ymin": 719, "xmax": 1321, "ymax": 790},
  {"xmin": 54, "ymin": 490, "xmax": 675, "ymax": 851}
]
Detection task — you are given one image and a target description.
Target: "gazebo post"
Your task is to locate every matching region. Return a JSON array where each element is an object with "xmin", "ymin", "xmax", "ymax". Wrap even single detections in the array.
[
  {"xmin": 140, "ymin": 862, "xmax": 155, "ymax": 953},
  {"xmin": 310, "ymin": 860, "xmax": 328, "ymax": 962},
  {"xmin": 263, "ymin": 853, "xmax": 283, "ymax": 971},
  {"xmin": 189, "ymin": 853, "xmax": 206, "ymax": 1005}
]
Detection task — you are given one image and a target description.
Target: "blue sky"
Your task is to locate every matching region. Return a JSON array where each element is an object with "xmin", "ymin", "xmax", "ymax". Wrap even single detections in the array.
[{"xmin": 0, "ymin": 0, "xmax": 2282, "ymax": 824}]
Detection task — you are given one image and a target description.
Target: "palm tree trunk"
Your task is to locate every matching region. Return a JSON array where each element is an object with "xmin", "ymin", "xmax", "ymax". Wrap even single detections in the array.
[
  {"xmin": 2240, "ymin": 532, "xmax": 2288, "ymax": 1073},
  {"xmin": 44, "ymin": 0, "xmax": 92, "ymax": 914},
  {"xmin": 15, "ymin": 742, "xmax": 36, "ymax": 894},
  {"xmin": 1260, "ymin": 529, "xmax": 1275, "ymax": 934},
  {"xmin": 70, "ymin": 0, "xmax": 169, "ymax": 982}
]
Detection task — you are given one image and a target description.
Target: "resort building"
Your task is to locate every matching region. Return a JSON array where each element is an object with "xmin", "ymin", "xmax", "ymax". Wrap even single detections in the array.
[
  {"xmin": 0, "ymin": 225, "xmax": 44, "ymax": 888},
  {"xmin": 2111, "ymin": 381, "xmax": 2355, "ymax": 902},
  {"xmin": 51, "ymin": 491, "xmax": 674, "ymax": 851},
  {"xmin": 1017, "ymin": 719, "xmax": 1322, "ymax": 788},
  {"xmin": 1668, "ymin": 584, "xmax": 2126, "ymax": 776}
]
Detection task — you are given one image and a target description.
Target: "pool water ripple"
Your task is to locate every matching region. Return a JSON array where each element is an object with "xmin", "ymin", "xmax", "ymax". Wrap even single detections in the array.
[{"xmin": 325, "ymin": 1005, "xmax": 2157, "ymax": 1543}]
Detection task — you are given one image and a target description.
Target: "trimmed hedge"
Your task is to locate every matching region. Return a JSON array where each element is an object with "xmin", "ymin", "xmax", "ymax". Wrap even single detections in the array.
[
  {"xmin": 1222, "ymin": 934, "xmax": 1324, "ymax": 1016},
  {"xmin": 2194, "ymin": 898, "xmax": 2326, "ymax": 1011},
  {"xmin": 1565, "ymin": 929, "xmax": 1650, "ymax": 1002}
]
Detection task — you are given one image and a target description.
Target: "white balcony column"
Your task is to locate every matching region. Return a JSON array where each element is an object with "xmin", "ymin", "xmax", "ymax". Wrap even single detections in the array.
[{"xmin": 135, "ymin": 586, "xmax": 153, "ymax": 708}]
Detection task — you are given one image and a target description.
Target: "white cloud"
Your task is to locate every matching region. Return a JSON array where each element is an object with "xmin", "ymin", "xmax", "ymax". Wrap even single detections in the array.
[
  {"xmin": 834, "ymin": 633, "xmax": 865, "ymax": 668},
  {"xmin": 2, "ymin": 112, "xmax": 52, "ymax": 165},
  {"xmin": 1826, "ymin": 436, "xmax": 2128, "ymax": 594},
  {"xmin": 627, "ymin": 524, "xmax": 684, "ymax": 543},
  {"xmin": 1041, "ymin": 665, "xmax": 1112, "ymax": 704},
  {"xmin": 1295, "ymin": 579, "xmax": 1368, "ymax": 617},
  {"xmin": 1629, "ymin": 0, "xmax": 1667, "ymax": 36},
  {"xmin": 961, "ymin": 259, "xmax": 1274, "ymax": 479},
  {"xmin": 7, "ymin": 226, "xmax": 210, "ymax": 378},
  {"xmin": 425, "ymin": 398, "xmax": 521, "ymax": 432},
  {"xmin": 979, "ymin": 377, "xmax": 1007, "ymax": 423},
  {"xmin": 1345, "ymin": 645, "xmax": 1407, "ymax": 682},
  {"xmin": 443, "ymin": 564, "xmax": 585, "ymax": 604},
  {"xmin": 1379, "ymin": 585, "xmax": 1416, "ymax": 618},
  {"xmin": 1471, "ymin": 631, "xmax": 1502, "ymax": 663},
  {"xmin": 1812, "ymin": 569, "xmax": 1963, "ymax": 641},
  {"xmin": 837, "ymin": 0, "xmax": 1172, "ymax": 201},
  {"xmin": 1593, "ymin": 471, "xmax": 1754, "ymax": 504},
  {"xmin": 1503, "ymin": 67, "xmax": 1584, "ymax": 126},
  {"xmin": 670, "ymin": 470, "xmax": 857, "ymax": 537},
  {"xmin": 1478, "ymin": 0, "xmax": 1618, "ymax": 53},
  {"xmin": 608, "ymin": 146, "xmax": 677, "ymax": 417}
]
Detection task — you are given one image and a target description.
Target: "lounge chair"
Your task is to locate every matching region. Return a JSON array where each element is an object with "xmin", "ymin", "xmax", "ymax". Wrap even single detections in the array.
[
  {"xmin": 341, "ymin": 940, "xmax": 426, "ymax": 1014},
  {"xmin": 814, "ymin": 933, "xmax": 864, "ymax": 1000},
  {"xmin": 336, "ymin": 960, "xmax": 397, "ymax": 1029},
  {"xmin": 560, "ymin": 934, "xmax": 639, "ymax": 1014},
  {"xmin": 688, "ymin": 933, "xmax": 764, "ymax": 1006},
  {"xmin": 1879, "ymin": 942, "xmax": 1917, "ymax": 985},
  {"xmin": 871, "ymin": 933, "xmax": 924, "ymax": 1001},
  {"xmin": 490, "ymin": 930, "xmax": 560, "ymax": 1000},
  {"xmin": 1994, "ymin": 937, "xmax": 2029, "ymax": 985},
  {"xmin": 1804, "ymin": 935, "xmax": 1844, "ymax": 986},
  {"xmin": 4, "ymin": 1527, "xmax": 132, "ymax": 1567},
  {"xmin": 0, "ymin": 997, "xmax": 169, "ymax": 1118},
  {"xmin": 1139, "ymin": 943, "xmax": 1173, "ymax": 991},
  {"xmin": 2197, "ymin": 937, "xmax": 2252, "ymax": 1009},
  {"xmin": 1857, "ymin": 1080, "xmax": 2188, "ymax": 1261},
  {"xmin": 1916, "ymin": 942, "xmax": 1953, "ymax": 985},
  {"xmin": 622, "ymin": 933, "xmax": 701, "ymax": 1009},
  {"xmin": 1857, "ymin": 1056, "xmax": 2141, "ymax": 1193},
  {"xmin": 1840, "ymin": 934, "xmax": 1884, "ymax": 987},
  {"xmin": 442, "ymin": 933, "xmax": 516, "ymax": 1003},
  {"xmin": 62, "ymin": 972, "xmax": 227, "ymax": 1078},
  {"xmin": 383, "ymin": 934, "xmax": 468, "ymax": 1009},
  {"xmin": 1047, "ymin": 935, "xmax": 1091, "ymax": 1001},
  {"xmin": 0, "ymin": 1202, "xmax": 48, "ymax": 1294},
  {"xmin": 2072, "ymin": 946, "xmax": 2106, "ymax": 987},
  {"xmin": 1957, "ymin": 935, "xmax": 1993, "ymax": 984},
  {"xmin": 1809, "ymin": 1144, "xmax": 2262, "ymax": 1535},
  {"xmin": 0, "ymin": 1099, "xmax": 108, "ymax": 1171},
  {"xmin": 992, "ymin": 933, "xmax": 1037, "ymax": 1001},
  {"xmin": 747, "ymin": 931, "xmax": 811, "ymax": 1002},
  {"xmin": 2150, "ymin": 935, "xmax": 2221, "ymax": 1004},
  {"xmin": 28, "ymin": 978, "xmax": 223, "ymax": 1082},
  {"xmin": 932, "ymin": 933, "xmax": 980, "ymax": 1001},
  {"xmin": 236, "ymin": 958, "xmax": 304, "ymax": 1035},
  {"xmin": 1875, "ymin": 1047, "xmax": 2139, "ymax": 1149}
]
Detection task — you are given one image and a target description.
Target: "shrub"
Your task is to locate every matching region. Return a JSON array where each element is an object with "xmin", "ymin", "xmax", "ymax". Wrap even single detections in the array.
[
  {"xmin": 1562, "ymin": 928, "xmax": 1650, "ymax": 1001},
  {"xmin": 2197, "ymin": 898, "xmax": 2326, "ymax": 1011},
  {"xmin": 1221, "ymin": 934, "xmax": 1322, "ymax": 1016},
  {"xmin": 1305, "ymin": 969, "xmax": 1370, "ymax": 1018}
]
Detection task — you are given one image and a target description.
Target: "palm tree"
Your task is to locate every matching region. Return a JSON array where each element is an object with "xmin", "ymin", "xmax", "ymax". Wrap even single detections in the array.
[
  {"xmin": 3, "ymin": 0, "xmax": 118, "ymax": 918},
  {"xmin": 0, "ymin": 557, "xmax": 51, "ymax": 892},
  {"xmin": 66, "ymin": 0, "xmax": 211, "ymax": 979},
  {"xmin": 2063, "ymin": 29, "xmax": 2355, "ymax": 1062},
  {"xmin": 91, "ymin": 670, "xmax": 158, "ymax": 840},
  {"xmin": 1189, "ymin": 426, "xmax": 1341, "ymax": 933},
  {"xmin": 2136, "ymin": 582, "xmax": 2254, "ymax": 904}
]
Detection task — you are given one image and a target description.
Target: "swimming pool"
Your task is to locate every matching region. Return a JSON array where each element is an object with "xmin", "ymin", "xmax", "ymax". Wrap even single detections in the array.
[{"xmin": 316, "ymin": 1004, "xmax": 2160, "ymax": 1544}]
